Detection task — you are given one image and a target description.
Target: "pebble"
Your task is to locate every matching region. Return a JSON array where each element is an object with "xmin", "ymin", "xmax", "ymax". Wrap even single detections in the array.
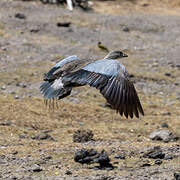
[
  {"xmin": 122, "ymin": 26, "xmax": 130, "ymax": 32},
  {"xmin": 164, "ymin": 72, "xmax": 171, "ymax": 77},
  {"xmin": 149, "ymin": 130, "xmax": 179, "ymax": 142},
  {"xmin": 164, "ymin": 154, "xmax": 173, "ymax": 160},
  {"xmin": 1, "ymin": 85, "xmax": 6, "ymax": 90},
  {"xmin": 114, "ymin": 154, "xmax": 126, "ymax": 159},
  {"xmin": 31, "ymin": 133, "xmax": 54, "ymax": 141},
  {"xmin": 143, "ymin": 146, "xmax": 165, "ymax": 159},
  {"xmin": 161, "ymin": 123, "xmax": 169, "ymax": 128},
  {"xmin": 174, "ymin": 173, "xmax": 180, "ymax": 180},
  {"xmin": 73, "ymin": 129, "xmax": 94, "ymax": 143},
  {"xmin": 154, "ymin": 159, "xmax": 162, "ymax": 165},
  {"xmin": 14, "ymin": 95, "xmax": 20, "ymax": 99},
  {"xmin": 14, "ymin": 13, "xmax": 26, "ymax": 19},
  {"xmin": 57, "ymin": 22, "xmax": 71, "ymax": 27},
  {"xmin": 74, "ymin": 148, "xmax": 113, "ymax": 169},
  {"xmin": 0, "ymin": 120, "xmax": 12, "ymax": 126},
  {"xmin": 28, "ymin": 164, "xmax": 42, "ymax": 172},
  {"xmin": 65, "ymin": 170, "xmax": 72, "ymax": 175}
]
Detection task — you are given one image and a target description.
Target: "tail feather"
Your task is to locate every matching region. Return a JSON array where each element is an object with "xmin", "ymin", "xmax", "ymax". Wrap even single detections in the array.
[{"xmin": 40, "ymin": 81, "xmax": 71, "ymax": 99}]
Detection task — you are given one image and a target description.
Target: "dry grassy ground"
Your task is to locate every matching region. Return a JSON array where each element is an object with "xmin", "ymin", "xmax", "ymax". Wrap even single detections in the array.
[{"xmin": 0, "ymin": 0, "xmax": 180, "ymax": 179}]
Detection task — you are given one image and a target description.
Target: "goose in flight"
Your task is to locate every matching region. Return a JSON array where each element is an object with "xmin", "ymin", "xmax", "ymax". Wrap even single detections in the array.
[{"xmin": 40, "ymin": 51, "xmax": 144, "ymax": 118}]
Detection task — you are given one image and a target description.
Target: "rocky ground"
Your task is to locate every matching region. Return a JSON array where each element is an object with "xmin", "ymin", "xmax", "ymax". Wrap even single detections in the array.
[{"xmin": 0, "ymin": 0, "xmax": 180, "ymax": 179}]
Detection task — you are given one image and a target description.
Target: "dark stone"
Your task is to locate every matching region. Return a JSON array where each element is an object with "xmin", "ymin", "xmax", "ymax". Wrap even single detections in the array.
[
  {"xmin": 57, "ymin": 22, "xmax": 71, "ymax": 27},
  {"xmin": 74, "ymin": 148, "xmax": 113, "ymax": 169},
  {"xmin": 0, "ymin": 120, "xmax": 12, "ymax": 126},
  {"xmin": 93, "ymin": 150, "xmax": 110, "ymax": 167},
  {"xmin": 149, "ymin": 130, "xmax": 179, "ymax": 142},
  {"xmin": 143, "ymin": 146, "xmax": 165, "ymax": 159},
  {"xmin": 114, "ymin": 154, "xmax": 126, "ymax": 159},
  {"xmin": 19, "ymin": 134, "xmax": 28, "ymax": 139},
  {"xmin": 122, "ymin": 26, "xmax": 130, "ymax": 32},
  {"xmin": 174, "ymin": 173, "xmax": 180, "ymax": 180},
  {"xmin": 28, "ymin": 164, "xmax": 42, "ymax": 172},
  {"xmin": 165, "ymin": 72, "xmax": 171, "ymax": 76},
  {"xmin": 31, "ymin": 133, "xmax": 55, "ymax": 141},
  {"xmin": 65, "ymin": 170, "xmax": 72, "ymax": 175},
  {"xmin": 73, "ymin": 129, "xmax": 94, "ymax": 143},
  {"xmin": 164, "ymin": 154, "xmax": 173, "ymax": 160},
  {"xmin": 15, "ymin": 13, "xmax": 26, "ymax": 19},
  {"xmin": 12, "ymin": 151, "xmax": 18, "ymax": 155},
  {"xmin": 154, "ymin": 159, "xmax": 162, "ymax": 165},
  {"xmin": 161, "ymin": 123, "xmax": 169, "ymax": 128},
  {"xmin": 74, "ymin": 148, "xmax": 98, "ymax": 164}
]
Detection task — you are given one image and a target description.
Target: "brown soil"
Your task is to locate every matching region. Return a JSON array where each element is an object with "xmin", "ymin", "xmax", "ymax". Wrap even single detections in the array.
[{"xmin": 0, "ymin": 0, "xmax": 180, "ymax": 179}]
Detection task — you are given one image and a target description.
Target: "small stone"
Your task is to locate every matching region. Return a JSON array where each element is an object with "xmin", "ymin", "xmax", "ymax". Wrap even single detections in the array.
[
  {"xmin": 12, "ymin": 151, "xmax": 18, "ymax": 155},
  {"xmin": 31, "ymin": 133, "xmax": 54, "ymax": 141},
  {"xmin": 154, "ymin": 159, "xmax": 162, "ymax": 165},
  {"xmin": 140, "ymin": 160, "xmax": 151, "ymax": 167},
  {"xmin": 15, "ymin": 13, "xmax": 26, "ymax": 19},
  {"xmin": 30, "ymin": 28, "xmax": 40, "ymax": 33},
  {"xmin": 122, "ymin": 26, "xmax": 130, "ymax": 32},
  {"xmin": 161, "ymin": 123, "xmax": 169, "ymax": 128},
  {"xmin": 19, "ymin": 134, "xmax": 28, "ymax": 139},
  {"xmin": 114, "ymin": 154, "xmax": 126, "ymax": 159},
  {"xmin": 14, "ymin": 95, "xmax": 20, "ymax": 99},
  {"xmin": 65, "ymin": 170, "xmax": 72, "ymax": 175},
  {"xmin": 57, "ymin": 22, "xmax": 71, "ymax": 27},
  {"xmin": 174, "ymin": 173, "xmax": 180, "ymax": 180},
  {"xmin": 164, "ymin": 154, "xmax": 173, "ymax": 160},
  {"xmin": 73, "ymin": 129, "xmax": 94, "ymax": 143},
  {"xmin": 28, "ymin": 164, "xmax": 42, "ymax": 172},
  {"xmin": 1, "ymin": 85, "xmax": 6, "ymax": 90},
  {"xmin": 165, "ymin": 72, "xmax": 171, "ymax": 77},
  {"xmin": 149, "ymin": 130, "xmax": 179, "ymax": 142},
  {"xmin": 143, "ymin": 146, "xmax": 165, "ymax": 159},
  {"xmin": 0, "ymin": 120, "xmax": 12, "ymax": 126}
]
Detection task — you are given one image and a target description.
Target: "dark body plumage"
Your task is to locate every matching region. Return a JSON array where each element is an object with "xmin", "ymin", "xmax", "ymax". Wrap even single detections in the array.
[{"xmin": 40, "ymin": 51, "xmax": 144, "ymax": 118}]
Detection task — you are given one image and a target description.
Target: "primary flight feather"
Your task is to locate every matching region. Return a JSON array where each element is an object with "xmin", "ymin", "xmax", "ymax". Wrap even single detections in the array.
[{"xmin": 40, "ymin": 51, "xmax": 144, "ymax": 118}]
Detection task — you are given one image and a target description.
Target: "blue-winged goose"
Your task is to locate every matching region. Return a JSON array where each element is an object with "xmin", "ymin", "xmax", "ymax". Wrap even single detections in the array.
[{"xmin": 40, "ymin": 51, "xmax": 144, "ymax": 118}]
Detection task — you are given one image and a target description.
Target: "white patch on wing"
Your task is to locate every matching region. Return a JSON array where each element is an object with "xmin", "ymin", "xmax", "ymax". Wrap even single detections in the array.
[{"xmin": 51, "ymin": 78, "xmax": 64, "ymax": 90}]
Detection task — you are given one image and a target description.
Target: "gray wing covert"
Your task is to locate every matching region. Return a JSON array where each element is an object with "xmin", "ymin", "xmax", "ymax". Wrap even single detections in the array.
[
  {"xmin": 63, "ymin": 59, "xmax": 144, "ymax": 118},
  {"xmin": 44, "ymin": 55, "xmax": 79, "ymax": 82}
]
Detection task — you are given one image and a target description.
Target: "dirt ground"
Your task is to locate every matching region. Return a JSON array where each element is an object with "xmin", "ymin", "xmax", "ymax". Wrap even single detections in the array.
[{"xmin": 0, "ymin": 0, "xmax": 180, "ymax": 179}]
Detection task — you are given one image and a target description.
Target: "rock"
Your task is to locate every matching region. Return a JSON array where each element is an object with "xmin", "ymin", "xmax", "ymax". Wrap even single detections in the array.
[
  {"xmin": 149, "ymin": 130, "xmax": 179, "ymax": 142},
  {"xmin": 14, "ymin": 95, "xmax": 20, "ymax": 99},
  {"xmin": 31, "ymin": 133, "xmax": 55, "ymax": 141},
  {"xmin": 164, "ymin": 72, "xmax": 171, "ymax": 76},
  {"xmin": 65, "ymin": 170, "xmax": 72, "ymax": 175},
  {"xmin": 1, "ymin": 85, "xmax": 6, "ymax": 90},
  {"xmin": 19, "ymin": 134, "xmax": 28, "ymax": 139},
  {"xmin": 114, "ymin": 154, "xmax": 126, "ymax": 159},
  {"xmin": 11, "ymin": 151, "xmax": 18, "ymax": 155},
  {"xmin": 28, "ymin": 164, "xmax": 42, "ymax": 172},
  {"xmin": 164, "ymin": 154, "xmax": 173, "ymax": 160},
  {"xmin": 74, "ymin": 148, "xmax": 98, "ymax": 164},
  {"xmin": 14, "ymin": 13, "xmax": 26, "ymax": 19},
  {"xmin": 154, "ymin": 159, "xmax": 162, "ymax": 165},
  {"xmin": 122, "ymin": 26, "xmax": 130, "ymax": 32},
  {"xmin": 57, "ymin": 22, "xmax": 71, "ymax": 27},
  {"xmin": 0, "ymin": 120, "xmax": 12, "ymax": 126},
  {"xmin": 174, "ymin": 173, "xmax": 180, "ymax": 180},
  {"xmin": 161, "ymin": 123, "xmax": 169, "ymax": 128},
  {"xmin": 140, "ymin": 160, "xmax": 151, "ymax": 167},
  {"xmin": 143, "ymin": 146, "xmax": 165, "ymax": 159},
  {"xmin": 74, "ymin": 148, "xmax": 113, "ymax": 169},
  {"xmin": 73, "ymin": 129, "xmax": 94, "ymax": 143}
]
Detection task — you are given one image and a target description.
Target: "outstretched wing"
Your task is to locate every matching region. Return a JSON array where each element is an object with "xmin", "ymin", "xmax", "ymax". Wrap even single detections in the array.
[
  {"xmin": 63, "ymin": 60, "xmax": 144, "ymax": 118},
  {"xmin": 44, "ymin": 55, "xmax": 79, "ymax": 82}
]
